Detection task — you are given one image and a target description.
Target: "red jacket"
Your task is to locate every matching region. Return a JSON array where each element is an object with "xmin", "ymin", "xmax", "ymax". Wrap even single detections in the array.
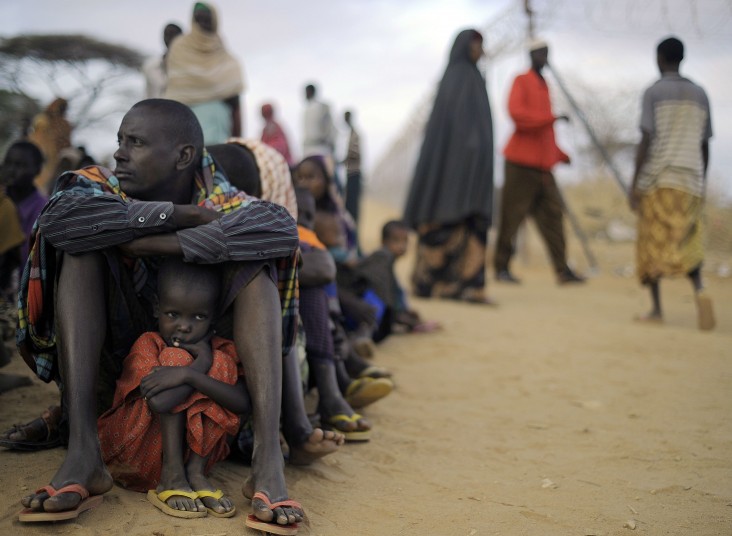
[{"xmin": 503, "ymin": 69, "xmax": 569, "ymax": 171}]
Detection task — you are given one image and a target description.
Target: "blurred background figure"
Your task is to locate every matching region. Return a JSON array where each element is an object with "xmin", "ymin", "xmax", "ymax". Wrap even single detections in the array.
[
  {"xmin": 493, "ymin": 39, "xmax": 584, "ymax": 286},
  {"xmin": 142, "ymin": 22, "xmax": 183, "ymax": 99},
  {"xmin": 343, "ymin": 109, "xmax": 362, "ymax": 225},
  {"xmin": 260, "ymin": 103, "xmax": 293, "ymax": 166},
  {"xmin": 28, "ymin": 98, "xmax": 72, "ymax": 194},
  {"xmin": 403, "ymin": 29, "xmax": 495, "ymax": 305},
  {"xmin": 164, "ymin": 2, "xmax": 244, "ymax": 143},
  {"xmin": 302, "ymin": 83, "xmax": 337, "ymax": 159}
]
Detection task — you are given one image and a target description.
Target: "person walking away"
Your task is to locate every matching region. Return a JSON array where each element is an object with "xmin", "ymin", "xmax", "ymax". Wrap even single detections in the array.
[{"xmin": 630, "ymin": 36, "xmax": 714, "ymax": 331}]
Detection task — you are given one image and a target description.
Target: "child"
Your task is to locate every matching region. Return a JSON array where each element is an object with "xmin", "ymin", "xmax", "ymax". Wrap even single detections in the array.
[
  {"xmin": 2, "ymin": 141, "xmax": 48, "ymax": 265},
  {"xmin": 97, "ymin": 258, "xmax": 249, "ymax": 519},
  {"xmin": 295, "ymin": 187, "xmax": 388, "ymax": 439},
  {"xmin": 356, "ymin": 220, "xmax": 441, "ymax": 334}
]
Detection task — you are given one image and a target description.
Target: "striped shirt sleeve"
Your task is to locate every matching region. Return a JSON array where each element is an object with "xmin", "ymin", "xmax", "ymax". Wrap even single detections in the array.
[
  {"xmin": 176, "ymin": 199, "xmax": 298, "ymax": 264},
  {"xmin": 38, "ymin": 193, "xmax": 176, "ymax": 254}
]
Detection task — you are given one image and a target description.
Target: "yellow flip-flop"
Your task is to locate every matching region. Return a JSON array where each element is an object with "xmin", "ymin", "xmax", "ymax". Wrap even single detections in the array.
[
  {"xmin": 147, "ymin": 489, "xmax": 207, "ymax": 518},
  {"xmin": 325, "ymin": 413, "xmax": 371, "ymax": 442},
  {"xmin": 196, "ymin": 489, "xmax": 236, "ymax": 518},
  {"xmin": 345, "ymin": 377, "xmax": 393, "ymax": 409}
]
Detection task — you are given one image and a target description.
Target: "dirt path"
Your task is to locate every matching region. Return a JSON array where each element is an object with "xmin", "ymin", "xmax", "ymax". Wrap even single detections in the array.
[{"xmin": 1, "ymin": 199, "xmax": 730, "ymax": 535}]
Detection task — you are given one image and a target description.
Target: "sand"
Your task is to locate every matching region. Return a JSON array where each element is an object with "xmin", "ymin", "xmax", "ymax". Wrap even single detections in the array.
[{"xmin": 0, "ymin": 197, "xmax": 730, "ymax": 536}]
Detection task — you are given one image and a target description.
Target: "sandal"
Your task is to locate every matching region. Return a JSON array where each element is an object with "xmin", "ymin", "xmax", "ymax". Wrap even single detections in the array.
[{"xmin": 0, "ymin": 405, "xmax": 63, "ymax": 451}]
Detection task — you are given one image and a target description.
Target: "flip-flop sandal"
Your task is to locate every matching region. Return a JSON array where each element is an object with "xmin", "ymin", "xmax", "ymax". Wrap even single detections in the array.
[
  {"xmin": 196, "ymin": 489, "xmax": 236, "ymax": 518},
  {"xmin": 0, "ymin": 405, "xmax": 63, "ymax": 451},
  {"xmin": 18, "ymin": 484, "xmax": 103, "ymax": 522},
  {"xmin": 357, "ymin": 365, "xmax": 392, "ymax": 379},
  {"xmin": 246, "ymin": 491, "xmax": 301, "ymax": 535},
  {"xmin": 147, "ymin": 489, "xmax": 207, "ymax": 519},
  {"xmin": 324, "ymin": 413, "xmax": 371, "ymax": 442},
  {"xmin": 345, "ymin": 377, "xmax": 393, "ymax": 409}
]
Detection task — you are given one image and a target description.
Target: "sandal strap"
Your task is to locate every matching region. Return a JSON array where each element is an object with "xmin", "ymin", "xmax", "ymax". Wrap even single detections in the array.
[
  {"xmin": 157, "ymin": 489, "xmax": 198, "ymax": 502},
  {"xmin": 196, "ymin": 489, "xmax": 224, "ymax": 500}
]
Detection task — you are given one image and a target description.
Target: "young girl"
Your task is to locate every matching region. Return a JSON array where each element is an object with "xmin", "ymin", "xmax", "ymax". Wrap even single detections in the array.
[{"xmin": 97, "ymin": 258, "xmax": 249, "ymax": 519}]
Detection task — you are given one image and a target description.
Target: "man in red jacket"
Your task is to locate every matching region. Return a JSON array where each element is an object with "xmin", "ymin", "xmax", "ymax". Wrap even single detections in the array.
[{"xmin": 494, "ymin": 39, "xmax": 585, "ymax": 285}]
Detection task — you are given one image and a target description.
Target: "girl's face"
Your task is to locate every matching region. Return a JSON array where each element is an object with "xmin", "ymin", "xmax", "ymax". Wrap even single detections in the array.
[
  {"xmin": 2, "ymin": 147, "xmax": 40, "ymax": 189},
  {"xmin": 294, "ymin": 160, "xmax": 327, "ymax": 201}
]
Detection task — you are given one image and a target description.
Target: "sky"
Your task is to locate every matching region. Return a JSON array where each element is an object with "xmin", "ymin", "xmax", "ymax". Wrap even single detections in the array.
[{"xmin": 3, "ymin": 0, "xmax": 732, "ymax": 202}]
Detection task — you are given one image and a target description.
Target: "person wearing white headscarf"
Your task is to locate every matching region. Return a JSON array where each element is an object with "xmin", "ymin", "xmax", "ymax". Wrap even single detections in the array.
[{"xmin": 164, "ymin": 2, "xmax": 245, "ymax": 144}]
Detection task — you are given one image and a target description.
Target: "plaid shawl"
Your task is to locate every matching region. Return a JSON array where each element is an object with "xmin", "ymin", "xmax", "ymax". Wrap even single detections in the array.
[{"xmin": 17, "ymin": 150, "xmax": 299, "ymax": 382}]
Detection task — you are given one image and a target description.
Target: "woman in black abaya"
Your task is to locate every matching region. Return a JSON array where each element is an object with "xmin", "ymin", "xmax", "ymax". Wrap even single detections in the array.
[{"xmin": 403, "ymin": 29, "xmax": 494, "ymax": 304}]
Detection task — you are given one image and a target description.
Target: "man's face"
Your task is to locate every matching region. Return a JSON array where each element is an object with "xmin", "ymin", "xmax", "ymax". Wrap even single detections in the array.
[
  {"xmin": 113, "ymin": 107, "xmax": 180, "ymax": 201},
  {"xmin": 530, "ymin": 47, "xmax": 549, "ymax": 68}
]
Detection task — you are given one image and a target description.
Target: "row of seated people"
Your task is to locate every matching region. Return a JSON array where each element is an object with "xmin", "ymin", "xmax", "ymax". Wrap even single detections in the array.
[{"xmin": 0, "ymin": 112, "xmax": 437, "ymax": 532}]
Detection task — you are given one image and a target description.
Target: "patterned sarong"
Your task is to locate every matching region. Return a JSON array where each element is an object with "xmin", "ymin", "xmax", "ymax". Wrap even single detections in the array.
[{"xmin": 636, "ymin": 187, "xmax": 704, "ymax": 284}]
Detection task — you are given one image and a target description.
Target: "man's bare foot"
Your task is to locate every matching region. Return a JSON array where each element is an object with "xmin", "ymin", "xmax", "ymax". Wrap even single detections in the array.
[
  {"xmin": 633, "ymin": 312, "xmax": 663, "ymax": 324},
  {"xmin": 21, "ymin": 444, "xmax": 113, "ymax": 512},
  {"xmin": 288, "ymin": 428, "xmax": 344, "ymax": 466},
  {"xmin": 186, "ymin": 456, "xmax": 234, "ymax": 515},
  {"xmin": 242, "ymin": 464, "xmax": 304, "ymax": 526}
]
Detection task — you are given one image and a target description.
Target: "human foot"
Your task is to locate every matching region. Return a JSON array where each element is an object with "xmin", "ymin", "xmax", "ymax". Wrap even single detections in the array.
[
  {"xmin": 187, "ymin": 460, "xmax": 235, "ymax": 517},
  {"xmin": 242, "ymin": 474, "xmax": 304, "ymax": 526},
  {"xmin": 21, "ymin": 446, "xmax": 113, "ymax": 513},
  {"xmin": 695, "ymin": 291, "xmax": 715, "ymax": 331},
  {"xmin": 148, "ymin": 463, "xmax": 206, "ymax": 517},
  {"xmin": 0, "ymin": 405, "xmax": 61, "ymax": 450},
  {"xmin": 288, "ymin": 427, "xmax": 344, "ymax": 466},
  {"xmin": 345, "ymin": 377, "xmax": 393, "ymax": 409},
  {"xmin": 633, "ymin": 312, "xmax": 663, "ymax": 325}
]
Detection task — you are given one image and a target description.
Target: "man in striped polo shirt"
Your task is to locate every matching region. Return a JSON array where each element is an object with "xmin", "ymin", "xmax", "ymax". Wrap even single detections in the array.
[
  {"xmin": 17, "ymin": 99, "xmax": 305, "ymax": 527},
  {"xmin": 630, "ymin": 36, "xmax": 715, "ymax": 330}
]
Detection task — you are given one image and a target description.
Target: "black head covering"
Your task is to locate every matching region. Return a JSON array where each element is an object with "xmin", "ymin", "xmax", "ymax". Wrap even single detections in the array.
[{"xmin": 403, "ymin": 29, "xmax": 494, "ymax": 228}]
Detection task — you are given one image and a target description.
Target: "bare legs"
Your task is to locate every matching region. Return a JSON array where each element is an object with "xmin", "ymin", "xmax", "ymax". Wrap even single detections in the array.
[
  {"xmin": 234, "ymin": 270, "xmax": 302, "ymax": 525},
  {"xmin": 641, "ymin": 267, "xmax": 714, "ymax": 330},
  {"xmin": 21, "ymin": 252, "xmax": 113, "ymax": 512},
  {"xmin": 281, "ymin": 346, "xmax": 343, "ymax": 465},
  {"xmin": 156, "ymin": 412, "xmax": 205, "ymax": 513}
]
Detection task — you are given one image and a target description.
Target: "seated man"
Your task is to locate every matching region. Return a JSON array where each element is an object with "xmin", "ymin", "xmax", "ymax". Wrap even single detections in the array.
[{"xmin": 16, "ymin": 99, "xmax": 302, "ymax": 528}]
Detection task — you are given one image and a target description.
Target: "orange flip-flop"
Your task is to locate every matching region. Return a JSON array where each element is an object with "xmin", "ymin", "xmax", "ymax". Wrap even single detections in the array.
[
  {"xmin": 246, "ymin": 491, "xmax": 302, "ymax": 535},
  {"xmin": 18, "ymin": 484, "xmax": 103, "ymax": 522}
]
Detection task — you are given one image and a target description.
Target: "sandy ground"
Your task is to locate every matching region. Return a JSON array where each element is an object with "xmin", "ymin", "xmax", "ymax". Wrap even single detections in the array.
[{"xmin": 0, "ymin": 197, "xmax": 730, "ymax": 536}]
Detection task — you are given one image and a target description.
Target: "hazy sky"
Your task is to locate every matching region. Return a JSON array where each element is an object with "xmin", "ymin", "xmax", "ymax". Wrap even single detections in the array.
[{"xmin": 3, "ymin": 0, "xmax": 732, "ymax": 198}]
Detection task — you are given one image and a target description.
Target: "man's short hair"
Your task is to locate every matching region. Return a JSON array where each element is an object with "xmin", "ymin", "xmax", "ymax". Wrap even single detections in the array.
[
  {"xmin": 132, "ymin": 99, "xmax": 204, "ymax": 159},
  {"xmin": 657, "ymin": 36, "xmax": 684, "ymax": 64},
  {"xmin": 305, "ymin": 84, "xmax": 316, "ymax": 97}
]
